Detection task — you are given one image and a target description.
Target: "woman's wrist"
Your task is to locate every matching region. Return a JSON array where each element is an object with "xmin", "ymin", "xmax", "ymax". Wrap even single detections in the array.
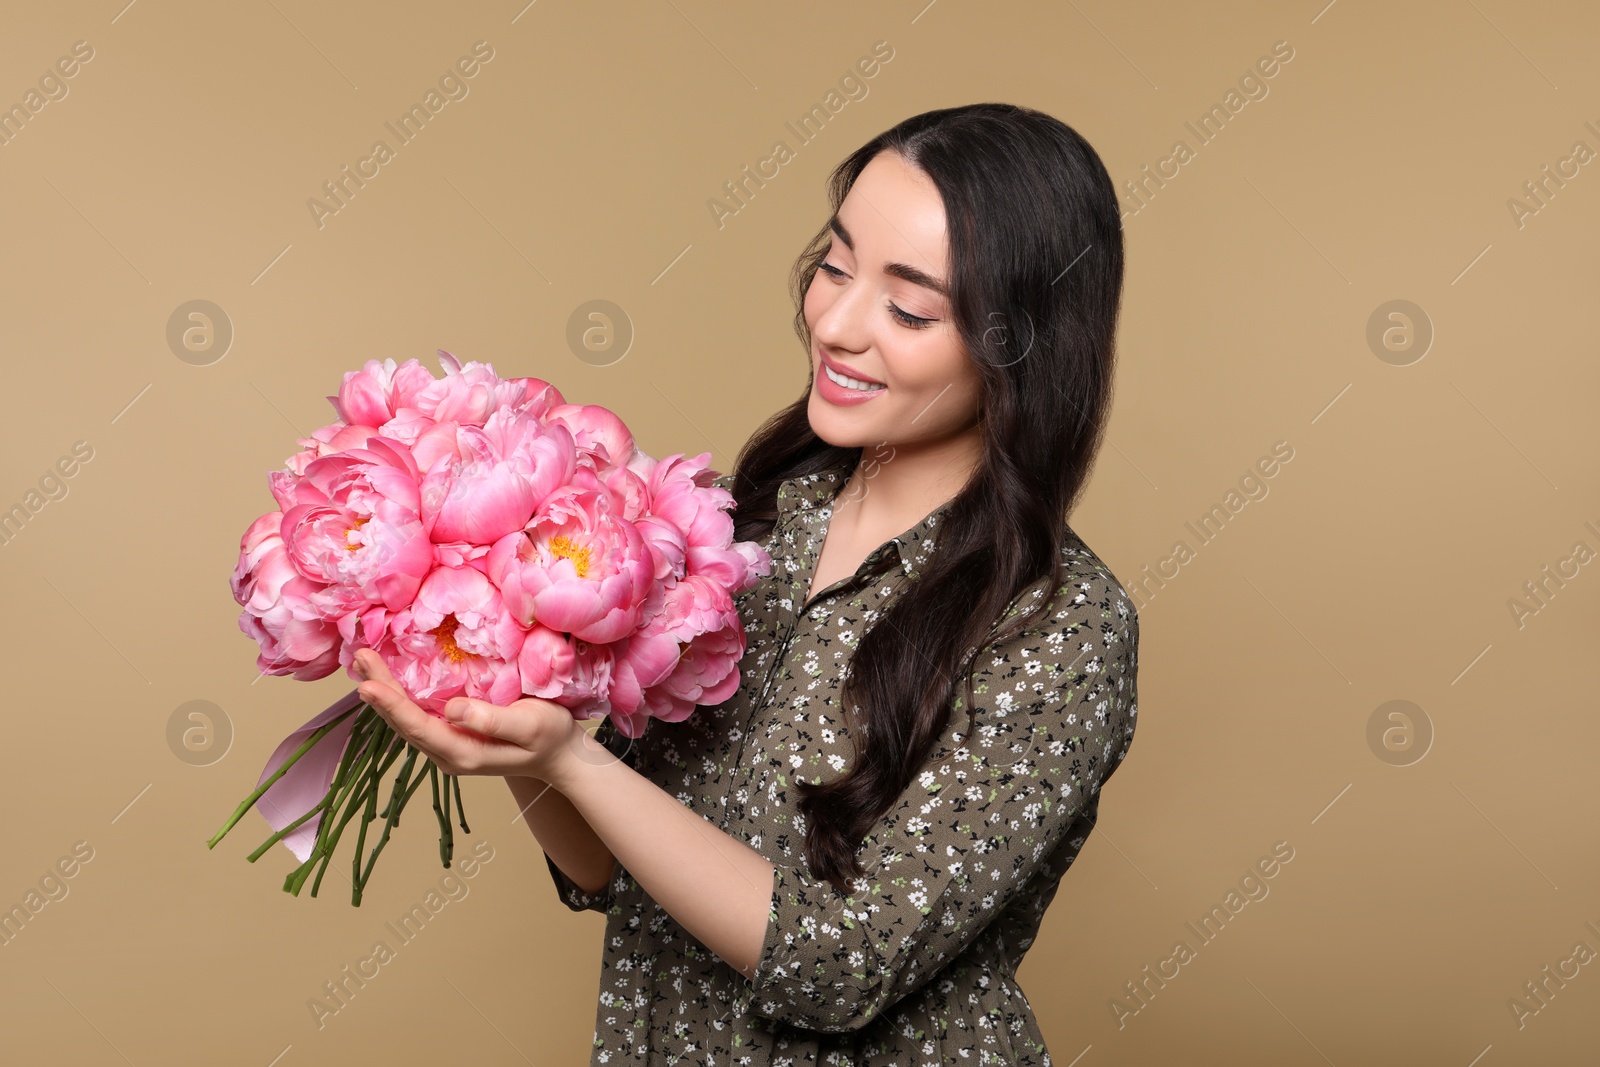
[{"xmin": 536, "ymin": 716, "xmax": 597, "ymax": 791}]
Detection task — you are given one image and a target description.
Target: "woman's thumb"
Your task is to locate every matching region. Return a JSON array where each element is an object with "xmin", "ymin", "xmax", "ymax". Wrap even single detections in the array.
[
  {"xmin": 443, "ymin": 696, "xmax": 495, "ymax": 734},
  {"xmin": 443, "ymin": 696, "xmax": 540, "ymax": 746}
]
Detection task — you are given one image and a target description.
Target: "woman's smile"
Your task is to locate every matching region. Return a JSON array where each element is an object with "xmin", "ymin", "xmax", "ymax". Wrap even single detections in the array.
[{"xmin": 816, "ymin": 348, "xmax": 887, "ymax": 405}]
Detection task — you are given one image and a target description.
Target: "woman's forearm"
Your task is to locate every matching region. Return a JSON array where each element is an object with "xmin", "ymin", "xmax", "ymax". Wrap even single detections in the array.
[
  {"xmin": 544, "ymin": 729, "xmax": 775, "ymax": 979},
  {"xmin": 504, "ymin": 774, "xmax": 617, "ymax": 895}
]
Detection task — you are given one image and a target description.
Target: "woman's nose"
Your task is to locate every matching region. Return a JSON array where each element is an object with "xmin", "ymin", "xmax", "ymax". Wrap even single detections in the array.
[{"xmin": 813, "ymin": 284, "xmax": 871, "ymax": 350}]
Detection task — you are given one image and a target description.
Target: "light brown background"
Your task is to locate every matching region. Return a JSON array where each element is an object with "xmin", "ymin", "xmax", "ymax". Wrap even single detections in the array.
[{"xmin": 1, "ymin": 1, "xmax": 1595, "ymax": 1064}]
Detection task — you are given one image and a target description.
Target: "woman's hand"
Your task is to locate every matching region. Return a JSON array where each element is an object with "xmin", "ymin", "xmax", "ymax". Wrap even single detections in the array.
[{"xmin": 352, "ymin": 648, "xmax": 582, "ymax": 780}]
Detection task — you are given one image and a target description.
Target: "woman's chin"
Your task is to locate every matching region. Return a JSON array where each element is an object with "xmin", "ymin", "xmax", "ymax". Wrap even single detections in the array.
[{"xmin": 806, "ymin": 399, "xmax": 876, "ymax": 449}]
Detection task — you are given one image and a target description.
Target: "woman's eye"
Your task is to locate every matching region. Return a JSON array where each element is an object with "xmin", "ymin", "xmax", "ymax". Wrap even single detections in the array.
[
  {"xmin": 890, "ymin": 303, "xmax": 935, "ymax": 328},
  {"xmin": 816, "ymin": 261, "xmax": 935, "ymax": 328}
]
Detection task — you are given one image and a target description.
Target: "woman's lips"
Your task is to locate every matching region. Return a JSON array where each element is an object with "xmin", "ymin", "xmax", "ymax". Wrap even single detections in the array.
[
  {"xmin": 818, "ymin": 350, "xmax": 885, "ymax": 386},
  {"xmin": 816, "ymin": 351, "xmax": 887, "ymax": 406}
]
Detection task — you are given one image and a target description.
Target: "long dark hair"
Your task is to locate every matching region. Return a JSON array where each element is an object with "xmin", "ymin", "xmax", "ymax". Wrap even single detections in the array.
[{"xmin": 729, "ymin": 103, "xmax": 1126, "ymax": 896}]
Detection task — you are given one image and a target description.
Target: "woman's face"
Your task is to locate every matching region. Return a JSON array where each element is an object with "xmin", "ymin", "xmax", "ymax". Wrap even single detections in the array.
[{"xmin": 803, "ymin": 150, "xmax": 981, "ymax": 455}]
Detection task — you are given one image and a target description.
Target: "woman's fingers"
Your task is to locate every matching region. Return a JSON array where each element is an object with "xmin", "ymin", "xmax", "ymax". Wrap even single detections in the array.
[
  {"xmin": 359, "ymin": 680, "xmax": 538, "ymax": 776},
  {"xmin": 352, "ymin": 649, "xmax": 574, "ymax": 777},
  {"xmin": 359, "ymin": 678, "xmax": 450, "ymax": 752},
  {"xmin": 355, "ymin": 648, "xmax": 401, "ymax": 689},
  {"xmin": 353, "ymin": 651, "xmax": 447, "ymax": 750},
  {"xmin": 444, "ymin": 696, "xmax": 563, "ymax": 748}
]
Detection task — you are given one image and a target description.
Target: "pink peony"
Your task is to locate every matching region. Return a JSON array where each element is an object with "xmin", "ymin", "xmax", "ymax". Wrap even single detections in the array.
[
  {"xmin": 517, "ymin": 623, "xmax": 617, "ymax": 719},
  {"xmin": 226, "ymin": 350, "xmax": 777, "ymax": 887},
  {"xmin": 485, "ymin": 472, "xmax": 656, "ymax": 645},
  {"xmin": 234, "ymin": 350, "xmax": 771, "ymax": 728},
  {"xmin": 601, "ymin": 576, "xmax": 743, "ymax": 737},
  {"xmin": 330, "ymin": 357, "xmax": 436, "ymax": 428},
  {"xmin": 377, "ymin": 565, "xmax": 526, "ymax": 714},
  {"xmin": 230, "ymin": 515, "xmax": 342, "ymax": 681},
  {"xmin": 546, "ymin": 403, "xmax": 635, "ymax": 471}
]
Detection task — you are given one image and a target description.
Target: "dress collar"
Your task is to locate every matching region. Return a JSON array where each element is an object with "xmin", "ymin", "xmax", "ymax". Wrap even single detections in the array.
[{"xmin": 774, "ymin": 463, "xmax": 956, "ymax": 586}]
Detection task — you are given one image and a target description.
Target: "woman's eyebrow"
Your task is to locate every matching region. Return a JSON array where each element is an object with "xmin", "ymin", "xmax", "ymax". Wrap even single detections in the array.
[{"xmin": 828, "ymin": 214, "xmax": 950, "ymax": 298}]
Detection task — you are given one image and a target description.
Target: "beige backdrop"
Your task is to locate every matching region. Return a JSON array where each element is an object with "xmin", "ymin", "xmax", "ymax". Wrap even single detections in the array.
[{"xmin": 1, "ymin": 1, "xmax": 1595, "ymax": 1064}]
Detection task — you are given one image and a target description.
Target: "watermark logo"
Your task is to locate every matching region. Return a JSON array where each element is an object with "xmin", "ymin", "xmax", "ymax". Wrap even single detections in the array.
[
  {"xmin": 565, "ymin": 299, "xmax": 633, "ymax": 367},
  {"xmin": 166, "ymin": 299, "xmax": 233, "ymax": 366},
  {"xmin": 167, "ymin": 699, "xmax": 234, "ymax": 767},
  {"xmin": 1365, "ymin": 299, "xmax": 1432, "ymax": 366},
  {"xmin": 1366, "ymin": 699, "xmax": 1432, "ymax": 767}
]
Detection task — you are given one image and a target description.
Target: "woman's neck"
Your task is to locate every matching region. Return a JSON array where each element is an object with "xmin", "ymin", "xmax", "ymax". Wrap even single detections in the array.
[{"xmin": 831, "ymin": 426, "xmax": 982, "ymax": 537}]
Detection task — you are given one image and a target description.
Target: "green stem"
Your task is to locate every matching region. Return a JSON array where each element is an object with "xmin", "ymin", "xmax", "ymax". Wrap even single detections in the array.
[
  {"xmin": 295, "ymin": 726, "xmax": 402, "ymax": 898},
  {"xmin": 356, "ymin": 747, "xmax": 424, "ymax": 895},
  {"xmin": 305, "ymin": 708, "xmax": 380, "ymax": 859},
  {"xmin": 207, "ymin": 702, "xmax": 365, "ymax": 850},
  {"xmin": 347, "ymin": 768, "xmax": 382, "ymax": 905},
  {"xmin": 398, "ymin": 763, "xmax": 430, "ymax": 826},
  {"xmin": 378, "ymin": 743, "xmax": 419, "ymax": 822},
  {"xmin": 250, "ymin": 711, "xmax": 383, "ymax": 865},
  {"xmin": 235, "ymin": 702, "xmax": 484, "ymax": 903},
  {"xmin": 430, "ymin": 764, "xmax": 447, "ymax": 867},
  {"xmin": 440, "ymin": 771, "xmax": 454, "ymax": 868},
  {"xmin": 287, "ymin": 724, "xmax": 402, "ymax": 898},
  {"xmin": 246, "ymin": 788, "xmax": 336, "ymax": 863},
  {"xmin": 277, "ymin": 719, "xmax": 386, "ymax": 894},
  {"xmin": 346, "ymin": 731, "xmax": 402, "ymax": 906},
  {"xmin": 303, "ymin": 724, "xmax": 399, "ymax": 897},
  {"xmin": 453, "ymin": 774, "xmax": 470, "ymax": 834},
  {"xmin": 400, "ymin": 765, "xmax": 431, "ymax": 809}
]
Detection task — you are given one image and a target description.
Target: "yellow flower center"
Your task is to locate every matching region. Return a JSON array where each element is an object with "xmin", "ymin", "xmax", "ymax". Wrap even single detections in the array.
[
  {"xmin": 430, "ymin": 614, "xmax": 478, "ymax": 663},
  {"xmin": 549, "ymin": 534, "xmax": 592, "ymax": 578},
  {"xmin": 345, "ymin": 515, "xmax": 370, "ymax": 552}
]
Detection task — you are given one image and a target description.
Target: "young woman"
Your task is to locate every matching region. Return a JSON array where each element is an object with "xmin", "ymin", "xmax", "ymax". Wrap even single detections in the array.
[{"xmin": 356, "ymin": 102, "xmax": 1140, "ymax": 1065}]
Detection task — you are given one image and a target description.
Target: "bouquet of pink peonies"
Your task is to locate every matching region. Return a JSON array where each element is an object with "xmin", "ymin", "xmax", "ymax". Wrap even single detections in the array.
[{"xmin": 208, "ymin": 351, "xmax": 770, "ymax": 904}]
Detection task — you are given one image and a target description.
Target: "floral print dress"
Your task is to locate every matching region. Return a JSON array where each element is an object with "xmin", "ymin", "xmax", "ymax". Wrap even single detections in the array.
[{"xmin": 546, "ymin": 463, "xmax": 1141, "ymax": 1065}]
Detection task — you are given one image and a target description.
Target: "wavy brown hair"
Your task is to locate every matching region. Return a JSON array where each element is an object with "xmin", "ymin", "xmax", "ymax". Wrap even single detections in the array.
[{"xmin": 727, "ymin": 103, "xmax": 1126, "ymax": 897}]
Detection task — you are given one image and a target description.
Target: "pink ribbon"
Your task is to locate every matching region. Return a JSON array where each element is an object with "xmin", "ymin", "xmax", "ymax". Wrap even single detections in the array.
[{"xmin": 253, "ymin": 688, "xmax": 366, "ymax": 862}]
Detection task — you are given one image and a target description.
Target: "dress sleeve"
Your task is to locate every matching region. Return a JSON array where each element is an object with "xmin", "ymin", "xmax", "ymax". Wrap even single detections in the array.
[
  {"xmin": 740, "ymin": 563, "xmax": 1140, "ymax": 1032},
  {"xmin": 544, "ymin": 713, "xmax": 645, "ymax": 914}
]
